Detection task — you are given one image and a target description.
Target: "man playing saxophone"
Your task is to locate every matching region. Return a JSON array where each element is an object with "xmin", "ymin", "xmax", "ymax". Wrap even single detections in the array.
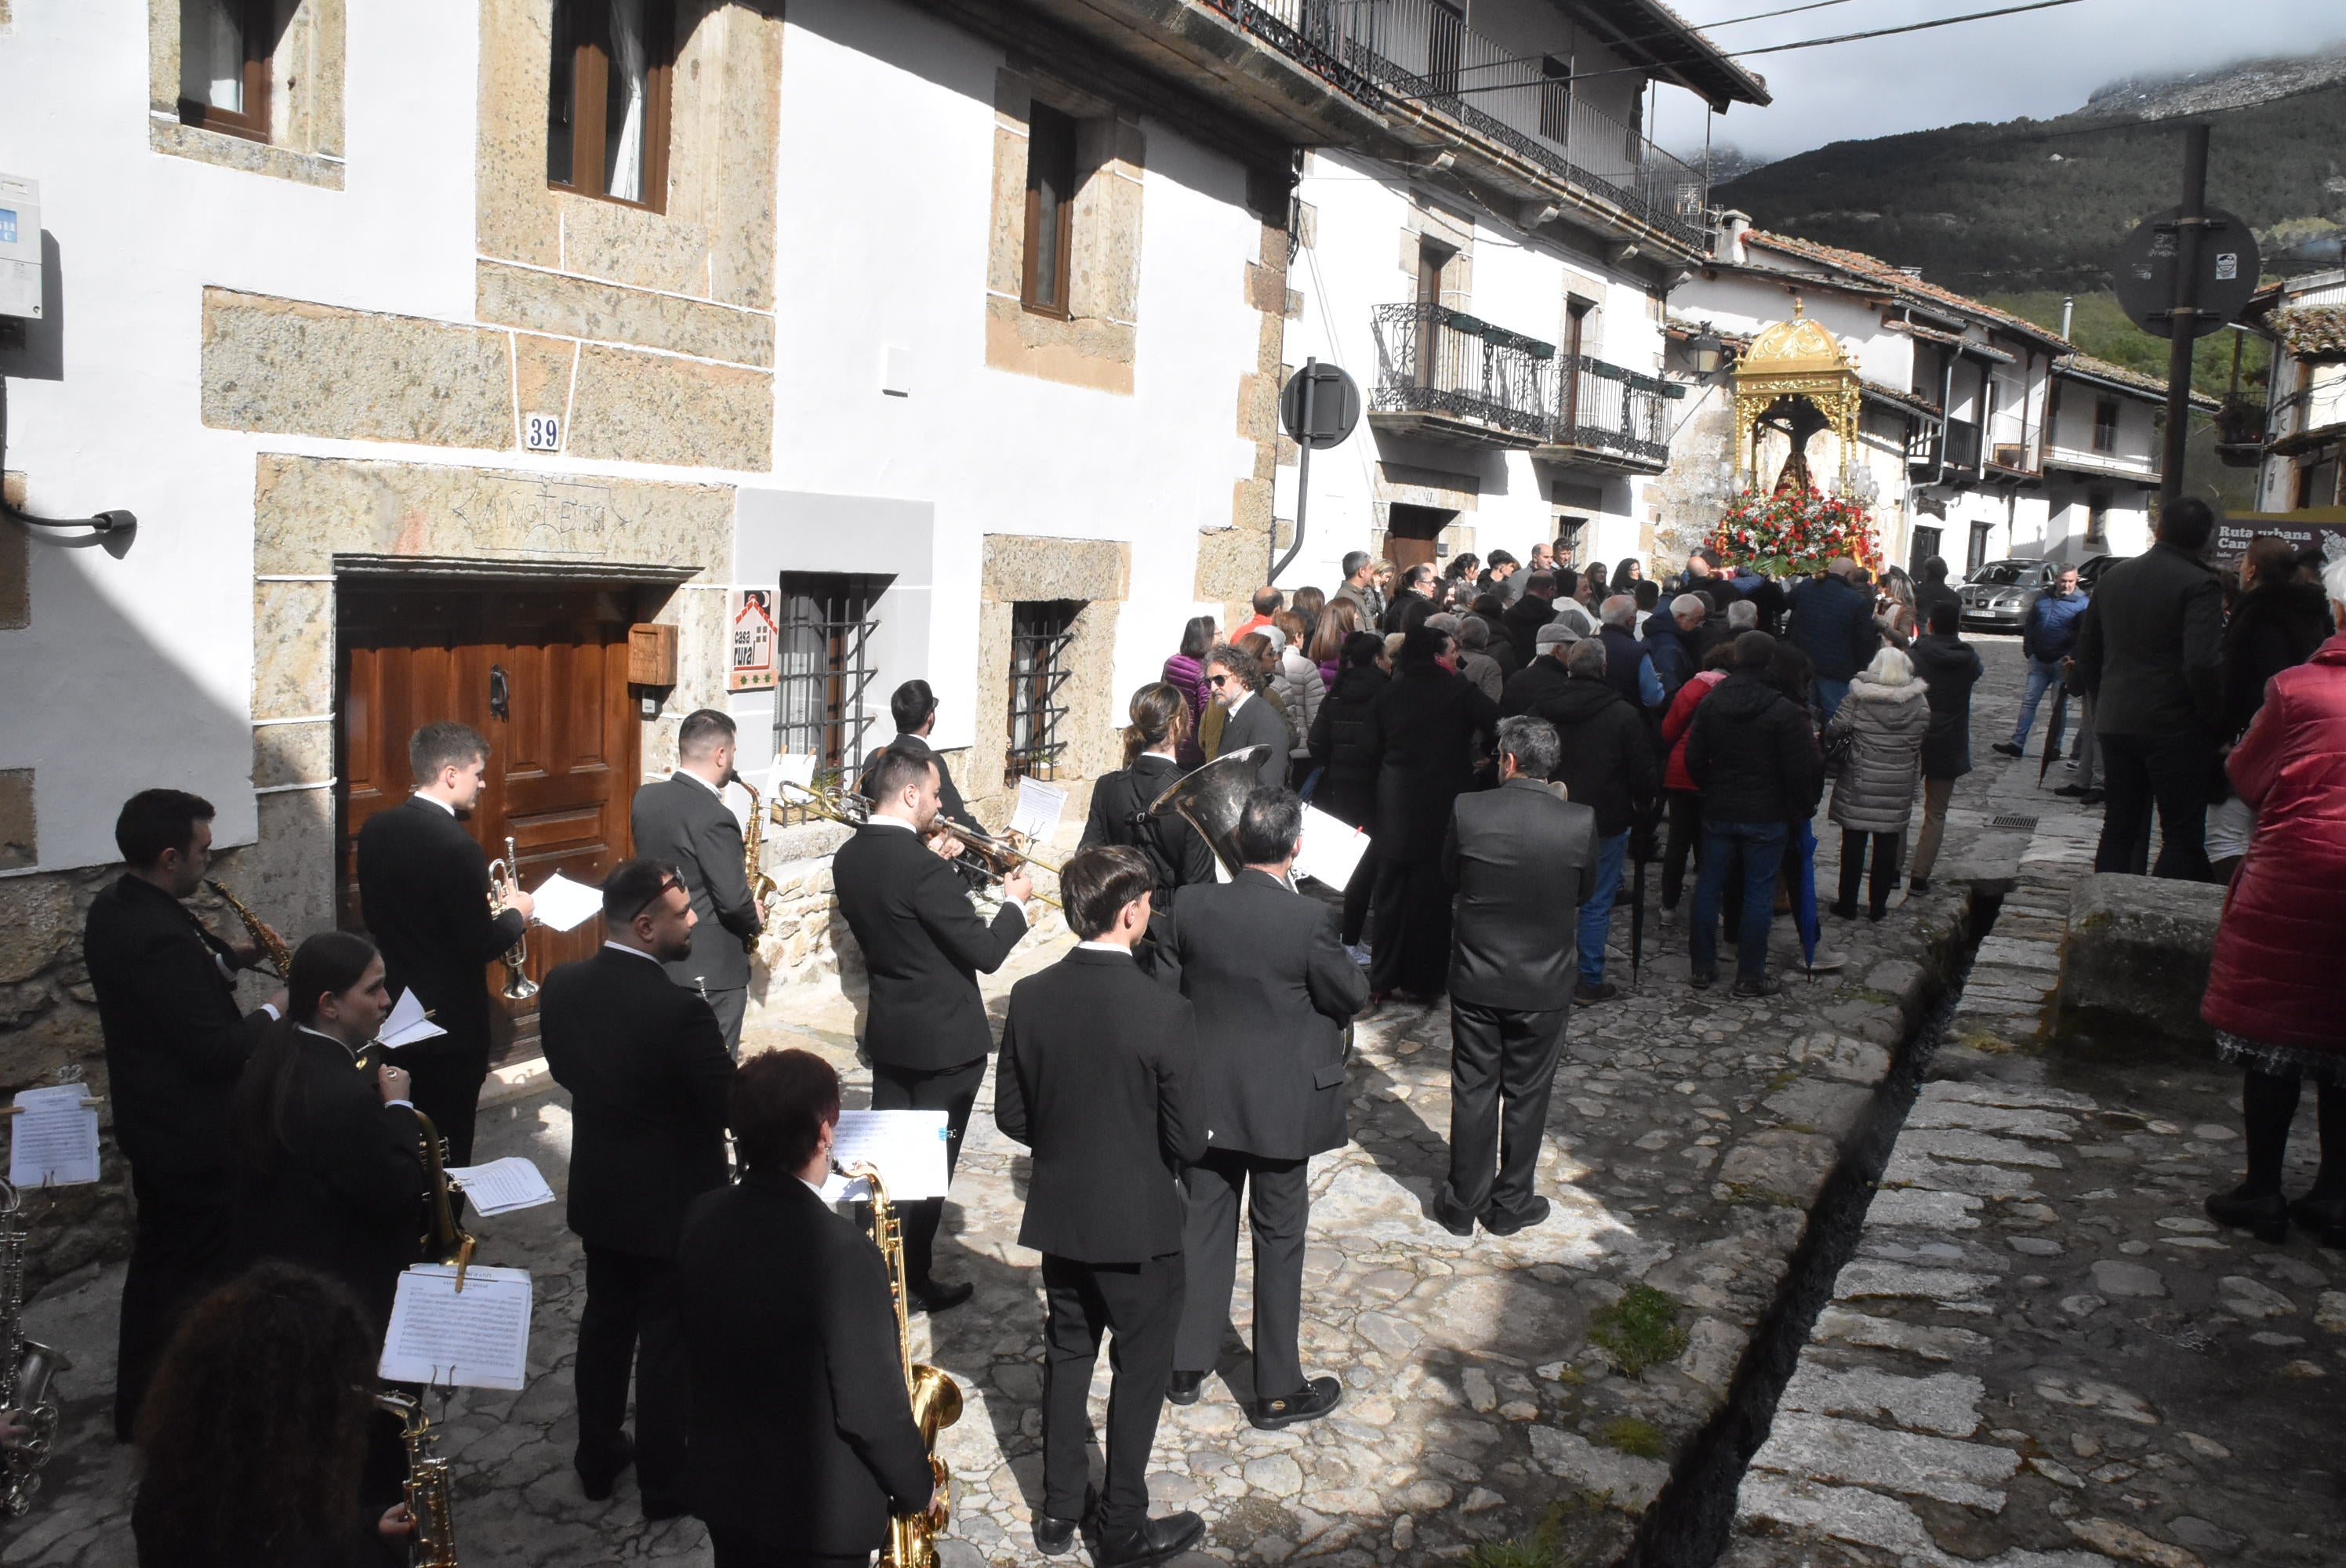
[
  {"xmin": 628, "ymin": 709, "xmax": 764, "ymax": 1058},
  {"xmin": 82, "ymin": 788, "xmax": 287, "ymax": 1441},
  {"xmin": 357, "ymin": 721, "xmax": 535, "ymax": 1167},
  {"xmin": 541, "ymin": 860, "xmax": 734, "ymax": 1520},
  {"xmin": 676, "ymin": 1049, "xmax": 935, "ymax": 1567}
]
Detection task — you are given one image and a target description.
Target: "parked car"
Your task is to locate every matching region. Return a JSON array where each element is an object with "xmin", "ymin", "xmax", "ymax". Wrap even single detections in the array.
[
  {"xmin": 1957, "ymin": 558, "xmax": 2056, "ymax": 631},
  {"xmin": 2076, "ymin": 553, "xmax": 2126, "ymax": 593}
]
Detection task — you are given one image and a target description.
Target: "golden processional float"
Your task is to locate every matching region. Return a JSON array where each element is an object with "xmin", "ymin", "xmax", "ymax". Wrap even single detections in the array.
[{"xmin": 1730, "ymin": 303, "xmax": 1868, "ymax": 498}]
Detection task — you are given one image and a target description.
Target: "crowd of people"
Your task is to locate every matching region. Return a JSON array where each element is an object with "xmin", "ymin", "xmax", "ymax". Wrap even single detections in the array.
[{"xmin": 66, "ymin": 502, "xmax": 2346, "ymax": 1567}]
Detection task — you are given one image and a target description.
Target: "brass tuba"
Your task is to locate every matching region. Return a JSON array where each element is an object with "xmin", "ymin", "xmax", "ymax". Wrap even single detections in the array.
[
  {"xmin": 375, "ymin": 1389, "xmax": 458, "ymax": 1568},
  {"xmin": 842, "ymin": 1160, "xmax": 961, "ymax": 1568},
  {"xmin": 1144, "ymin": 744, "xmax": 1273, "ymax": 877},
  {"xmin": 484, "ymin": 837, "xmax": 538, "ymax": 1001},
  {"xmin": 0, "ymin": 1181, "xmax": 68, "ymax": 1519}
]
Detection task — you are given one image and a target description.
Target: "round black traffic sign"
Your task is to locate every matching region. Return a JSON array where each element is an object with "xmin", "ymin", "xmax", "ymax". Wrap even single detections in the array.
[
  {"xmin": 2113, "ymin": 205, "xmax": 2261, "ymax": 339},
  {"xmin": 1279, "ymin": 361, "xmax": 1361, "ymax": 450}
]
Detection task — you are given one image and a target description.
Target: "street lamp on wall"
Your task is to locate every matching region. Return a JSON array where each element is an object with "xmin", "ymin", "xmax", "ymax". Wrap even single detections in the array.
[{"xmin": 1688, "ymin": 333, "xmax": 1725, "ymax": 379}]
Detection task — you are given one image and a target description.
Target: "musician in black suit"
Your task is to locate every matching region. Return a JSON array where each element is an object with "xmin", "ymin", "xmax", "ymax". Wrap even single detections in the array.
[
  {"xmin": 354, "ymin": 721, "xmax": 534, "ymax": 1167},
  {"xmin": 83, "ymin": 789, "xmax": 287, "ymax": 1439},
  {"xmin": 1166, "ymin": 787, "xmax": 1367, "ymax": 1429},
  {"xmin": 677, "ymin": 1048, "xmax": 934, "ymax": 1567},
  {"xmin": 1080, "ymin": 684, "xmax": 1217, "ymax": 911},
  {"xmin": 541, "ymin": 858, "xmax": 735, "ymax": 1517},
  {"xmin": 1206, "ymin": 644, "xmax": 1291, "ymax": 792},
  {"xmin": 227, "ymin": 932, "xmax": 427, "ymax": 1333},
  {"xmin": 629, "ymin": 709, "xmax": 762, "ymax": 1058},
  {"xmin": 831, "ymin": 746, "xmax": 1030, "ymax": 1312},
  {"xmin": 1436, "ymin": 717, "xmax": 1598, "ymax": 1237},
  {"xmin": 855, "ymin": 679, "xmax": 979, "ymax": 833},
  {"xmin": 995, "ymin": 847, "xmax": 1206, "ymax": 1563}
]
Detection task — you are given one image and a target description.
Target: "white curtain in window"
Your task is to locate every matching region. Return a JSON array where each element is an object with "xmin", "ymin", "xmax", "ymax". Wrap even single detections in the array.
[
  {"xmin": 180, "ymin": 0, "xmax": 245, "ymax": 112},
  {"xmin": 605, "ymin": 0, "xmax": 648, "ymax": 202}
]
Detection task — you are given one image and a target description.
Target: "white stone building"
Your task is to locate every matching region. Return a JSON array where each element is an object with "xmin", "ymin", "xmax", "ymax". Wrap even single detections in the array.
[
  {"xmin": 2241, "ymin": 268, "xmax": 2346, "ymax": 514},
  {"xmin": 1656, "ymin": 219, "xmax": 2195, "ymax": 579},
  {"xmin": 1269, "ymin": 0, "xmax": 1768, "ymax": 587}
]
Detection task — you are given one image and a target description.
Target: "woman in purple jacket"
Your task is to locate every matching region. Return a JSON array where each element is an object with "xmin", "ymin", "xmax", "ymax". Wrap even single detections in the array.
[{"xmin": 1163, "ymin": 615, "xmax": 1217, "ymax": 765}]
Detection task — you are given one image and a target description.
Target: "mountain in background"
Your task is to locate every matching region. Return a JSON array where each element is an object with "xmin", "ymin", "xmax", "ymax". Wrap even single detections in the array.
[{"xmin": 1709, "ymin": 49, "xmax": 2346, "ymax": 297}]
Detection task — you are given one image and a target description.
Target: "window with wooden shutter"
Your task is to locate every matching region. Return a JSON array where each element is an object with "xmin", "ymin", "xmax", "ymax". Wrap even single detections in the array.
[{"xmin": 547, "ymin": 0, "xmax": 675, "ymax": 212}]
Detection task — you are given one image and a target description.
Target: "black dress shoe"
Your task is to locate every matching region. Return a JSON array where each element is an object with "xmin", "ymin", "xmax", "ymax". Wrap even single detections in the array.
[
  {"xmin": 1431, "ymin": 1201, "xmax": 1479, "ymax": 1238},
  {"xmin": 1484, "ymin": 1196, "xmax": 1552, "ymax": 1237},
  {"xmin": 1249, "ymin": 1374, "xmax": 1342, "ymax": 1431},
  {"xmin": 641, "ymin": 1498, "xmax": 688, "ymax": 1523},
  {"xmin": 1992, "ymin": 742, "xmax": 2025, "ymax": 757},
  {"xmin": 2053, "ymin": 784, "xmax": 2087, "ymax": 798},
  {"xmin": 1908, "ymin": 877, "xmax": 1932, "ymax": 893},
  {"xmin": 907, "ymin": 1278, "xmax": 973, "ymax": 1314},
  {"xmin": 1573, "ymin": 980, "xmax": 1619, "ymax": 1004},
  {"xmin": 1689, "ymin": 967, "xmax": 1716, "ymax": 990},
  {"xmin": 1034, "ymin": 1487, "xmax": 1092, "ymax": 1555},
  {"xmin": 2289, "ymin": 1192, "xmax": 2346, "ymax": 1247},
  {"xmin": 1095, "ymin": 1511, "xmax": 1204, "ymax": 1567},
  {"xmin": 2206, "ymin": 1184, "xmax": 2289, "ymax": 1243},
  {"xmin": 1164, "ymin": 1370, "xmax": 1204, "ymax": 1406},
  {"xmin": 2079, "ymin": 788, "xmax": 2105, "ymax": 805},
  {"xmin": 576, "ymin": 1434, "xmax": 636, "ymax": 1501}
]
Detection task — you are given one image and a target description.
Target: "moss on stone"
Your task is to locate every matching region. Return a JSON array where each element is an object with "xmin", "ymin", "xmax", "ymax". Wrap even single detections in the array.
[
  {"xmin": 1587, "ymin": 1283, "xmax": 1690, "ymax": 1377},
  {"xmin": 1598, "ymin": 1414, "xmax": 1667, "ymax": 1457}
]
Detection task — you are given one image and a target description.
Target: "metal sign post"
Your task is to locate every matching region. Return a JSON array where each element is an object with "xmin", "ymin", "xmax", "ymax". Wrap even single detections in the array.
[
  {"xmin": 1274, "ymin": 358, "xmax": 1361, "ymax": 585},
  {"xmin": 2159, "ymin": 125, "xmax": 2209, "ymax": 503}
]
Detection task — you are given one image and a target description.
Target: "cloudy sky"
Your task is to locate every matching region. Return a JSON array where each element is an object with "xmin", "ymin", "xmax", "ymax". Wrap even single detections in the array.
[{"xmin": 1647, "ymin": 0, "xmax": 2346, "ymax": 163}]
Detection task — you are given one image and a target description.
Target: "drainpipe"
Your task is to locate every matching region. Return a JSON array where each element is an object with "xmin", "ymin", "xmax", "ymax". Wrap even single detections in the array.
[{"xmin": 2060, "ymin": 296, "xmax": 2074, "ymax": 340}]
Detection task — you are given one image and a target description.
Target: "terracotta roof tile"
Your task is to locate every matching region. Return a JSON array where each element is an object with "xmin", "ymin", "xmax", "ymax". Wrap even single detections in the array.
[
  {"xmin": 1742, "ymin": 230, "xmax": 2070, "ymax": 347},
  {"xmin": 2271, "ymin": 305, "xmax": 2346, "ymax": 358},
  {"xmin": 2056, "ymin": 350, "xmax": 2219, "ymax": 412}
]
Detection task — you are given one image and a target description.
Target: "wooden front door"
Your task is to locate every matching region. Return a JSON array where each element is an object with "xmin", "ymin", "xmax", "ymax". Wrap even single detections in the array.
[{"xmin": 338, "ymin": 583, "xmax": 641, "ymax": 1063}]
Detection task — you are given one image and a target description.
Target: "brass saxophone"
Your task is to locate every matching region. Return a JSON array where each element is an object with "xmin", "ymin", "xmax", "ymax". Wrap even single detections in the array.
[
  {"xmin": 205, "ymin": 878, "xmax": 290, "ymax": 977},
  {"xmin": 731, "ymin": 772, "xmax": 777, "ymax": 953},
  {"xmin": 0, "ymin": 1181, "xmax": 70, "ymax": 1519},
  {"xmin": 484, "ymin": 837, "xmax": 537, "ymax": 1002},
  {"xmin": 843, "ymin": 1160, "xmax": 961, "ymax": 1568},
  {"xmin": 374, "ymin": 1389, "xmax": 458, "ymax": 1568},
  {"xmin": 409, "ymin": 1109, "xmax": 478, "ymax": 1285}
]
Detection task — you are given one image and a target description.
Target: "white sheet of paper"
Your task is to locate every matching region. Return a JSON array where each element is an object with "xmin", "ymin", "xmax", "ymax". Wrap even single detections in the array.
[
  {"xmin": 1008, "ymin": 777, "xmax": 1067, "ymax": 848},
  {"xmin": 8, "ymin": 1086, "xmax": 99, "ymax": 1188},
  {"xmin": 528, "ymin": 870, "xmax": 604, "ymax": 934},
  {"xmin": 1294, "ymin": 804, "xmax": 1371, "ymax": 891},
  {"xmin": 767, "ymin": 753, "xmax": 816, "ymax": 793},
  {"xmin": 379, "ymin": 988, "xmax": 447, "ymax": 1050},
  {"xmin": 818, "ymin": 1168, "xmax": 873, "ymax": 1205},
  {"xmin": 830, "ymin": 1109, "xmax": 950, "ymax": 1201},
  {"xmin": 444, "ymin": 1156, "xmax": 556, "ymax": 1217},
  {"xmin": 380, "ymin": 1264, "xmax": 534, "ymax": 1392}
]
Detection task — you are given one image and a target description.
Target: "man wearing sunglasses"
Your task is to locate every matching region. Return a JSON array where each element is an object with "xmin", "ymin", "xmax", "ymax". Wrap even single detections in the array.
[
  {"xmin": 541, "ymin": 858, "xmax": 737, "ymax": 1520},
  {"xmin": 1208, "ymin": 643, "xmax": 1290, "ymax": 792}
]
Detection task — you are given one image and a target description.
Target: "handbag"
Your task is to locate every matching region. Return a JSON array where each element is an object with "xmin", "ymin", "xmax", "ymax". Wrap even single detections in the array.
[{"xmin": 1821, "ymin": 722, "xmax": 1856, "ymax": 778}]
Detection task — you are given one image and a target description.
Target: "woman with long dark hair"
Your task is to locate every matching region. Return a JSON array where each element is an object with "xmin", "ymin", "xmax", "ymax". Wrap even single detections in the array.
[
  {"xmin": 231, "ymin": 931, "xmax": 427, "ymax": 1333},
  {"xmin": 133, "ymin": 1262, "xmax": 413, "ymax": 1568},
  {"xmin": 1163, "ymin": 615, "xmax": 1218, "ymax": 765},
  {"xmin": 1289, "ymin": 584, "xmax": 1327, "ymax": 652},
  {"xmin": 2209, "ymin": 535, "xmax": 2336, "ymax": 880},
  {"xmin": 1080, "ymin": 684, "xmax": 1218, "ymax": 908},
  {"xmin": 1308, "ymin": 597, "xmax": 1362, "ymax": 687}
]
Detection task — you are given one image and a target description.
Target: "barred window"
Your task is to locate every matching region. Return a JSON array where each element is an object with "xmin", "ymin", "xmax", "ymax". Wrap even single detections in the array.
[
  {"xmin": 772, "ymin": 572, "xmax": 884, "ymax": 819},
  {"xmin": 1005, "ymin": 601, "xmax": 1080, "ymax": 785}
]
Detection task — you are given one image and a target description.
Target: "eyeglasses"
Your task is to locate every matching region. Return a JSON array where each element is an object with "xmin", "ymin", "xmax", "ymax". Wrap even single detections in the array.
[
  {"xmin": 1208, "ymin": 673, "xmax": 1231, "ymax": 688},
  {"xmin": 624, "ymin": 874, "xmax": 685, "ymax": 924}
]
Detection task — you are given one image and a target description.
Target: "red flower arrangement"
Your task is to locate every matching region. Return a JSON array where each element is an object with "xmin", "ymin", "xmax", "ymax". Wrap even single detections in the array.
[{"xmin": 1703, "ymin": 485, "xmax": 1882, "ymax": 578}]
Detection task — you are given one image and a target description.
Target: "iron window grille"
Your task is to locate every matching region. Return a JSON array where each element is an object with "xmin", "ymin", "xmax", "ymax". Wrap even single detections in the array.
[
  {"xmin": 1006, "ymin": 601, "xmax": 1080, "ymax": 785},
  {"xmin": 772, "ymin": 572, "xmax": 885, "ymax": 822}
]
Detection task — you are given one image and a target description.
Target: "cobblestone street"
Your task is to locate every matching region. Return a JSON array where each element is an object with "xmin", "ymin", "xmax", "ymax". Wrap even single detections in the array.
[{"xmin": 11, "ymin": 637, "xmax": 2336, "ymax": 1568}]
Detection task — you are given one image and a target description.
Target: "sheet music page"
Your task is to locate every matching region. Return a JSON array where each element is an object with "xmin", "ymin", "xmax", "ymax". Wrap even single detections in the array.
[
  {"xmin": 379, "ymin": 989, "xmax": 447, "ymax": 1049},
  {"xmin": 830, "ymin": 1110, "xmax": 950, "ymax": 1200},
  {"xmin": 444, "ymin": 1156, "xmax": 556, "ymax": 1217},
  {"xmin": 527, "ymin": 871, "xmax": 604, "ymax": 935},
  {"xmin": 1294, "ymin": 804, "xmax": 1371, "ymax": 891},
  {"xmin": 8, "ymin": 1086, "xmax": 99, "ymax": 1188},
  {"xmin": 379, "ymin": 1264, "xmax": 534, "ymax": 1392},
  {"xmin": 1008, "ymin": 777, "xmax": 1068, "ymax": 848}
]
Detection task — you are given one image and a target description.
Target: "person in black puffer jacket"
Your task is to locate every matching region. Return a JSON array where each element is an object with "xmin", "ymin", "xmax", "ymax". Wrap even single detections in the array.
[
  {"xmin": 1307, "ymin": 632, "xmax": 1389, "ymax": 946},
  {"xmin": 1502, "ymin": 575, "xmax": 1561, "ymax": 666},
  {"xmin": 1526, "ymin": 640, "xmax": 1659, "ymax": 1003},
  {"xmin": 2208, "ymin": 535, "xmax": 2336, "ymax": 880},
  {"xmin": 1905, "ymin": 601, "xmax": 1982, "ymax": 893},
  {"xmin": 1684, "ymin": 631, "xmax": 1825, "ymax": 996}
]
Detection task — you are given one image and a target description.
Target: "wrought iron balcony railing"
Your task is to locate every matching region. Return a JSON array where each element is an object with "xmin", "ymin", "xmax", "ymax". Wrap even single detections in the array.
[
  {"xmin": 1371, "ymin": 302, "xmax": 1556, "ymax": 442},
  {"xmin": 1555, "ymin": 354, "xmax": 1679, "ymax": 468},
  {"xmin": 1200, "ymin": 0, "xmax": 1709, "ymax": 249}
]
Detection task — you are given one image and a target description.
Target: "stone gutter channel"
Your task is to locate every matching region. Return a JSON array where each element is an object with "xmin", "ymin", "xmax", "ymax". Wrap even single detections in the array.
[{"xmin": 1620, "ymin": 887, "xmax": 2008, "ymax": 1568}]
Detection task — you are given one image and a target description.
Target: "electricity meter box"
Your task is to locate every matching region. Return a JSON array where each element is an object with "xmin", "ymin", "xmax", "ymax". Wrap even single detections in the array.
[{"xmin": 0, "ymin": 175, "xmax": 41, "ymax": 321}]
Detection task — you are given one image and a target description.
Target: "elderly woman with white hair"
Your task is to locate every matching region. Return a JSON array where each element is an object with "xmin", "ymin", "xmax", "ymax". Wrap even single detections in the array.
[{"xmin": 1822, "ymin": 645, "xmax": 1932, "ymax": 921}]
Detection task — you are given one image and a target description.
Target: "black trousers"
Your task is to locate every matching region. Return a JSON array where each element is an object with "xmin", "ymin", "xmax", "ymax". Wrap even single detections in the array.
[
  {"xmin": 1441, "ymin": 1001, "xmax": 1569, "ymax": 1225},
  {"xmin": 114, "ymin": 1171, "xmax": 236, "ymax": 1440},
  {"xmin": 1041, "ymin": 1250, "xmax": 1183, "ymax": 1534},
  {"xmin": 392, "ymin": 1041, "xmax": 491, "ymax": 1167},
  {"xmin": 574, "ymin": 1244, "xmax": 688, "ymax": 1507},
  {"xmin": 1835, "ymin": 829, "xmax": 1902, "ymax": 918},
  {"xmin": 706, "ymin": 1527, "xmax": 867, "ymax": 1568},
  {"xmin": 704, "ymin": 985, "xmax": 747, "ymax": 1061},
  {"xmin": 1367, "ymin": 856, "xmax": 1451, "ymax": 997},
  {"xmin": 1661, "ymin": 791, "xmax": 1703, "ymax": 910},
  {"xmin": 1175, "ymin": 1149, "xmax": 1309, "ymax": 1401},
  {"xmin": 2094, "ymin": 730, "xmax": 2213, "ymax": 881},
  {"xmin": 868, "ymin": 1055, "xmax": 986, "ymax": 1290}
]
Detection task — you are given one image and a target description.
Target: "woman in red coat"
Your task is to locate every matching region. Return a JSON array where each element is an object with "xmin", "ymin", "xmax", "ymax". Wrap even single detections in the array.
[
  {"xmin": 1656, "ymin": 643, "xmax": 1734, "ymax": 919},
  {"xmin": 2203, "ymin": 560, "xmax": 2346, "ymax": 1244}
]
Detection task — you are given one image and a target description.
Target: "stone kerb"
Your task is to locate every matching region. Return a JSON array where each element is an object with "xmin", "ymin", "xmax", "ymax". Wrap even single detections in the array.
[{"xmin": 2053, "ymin": 873, "xmax": 2227, "ymax": 1054}]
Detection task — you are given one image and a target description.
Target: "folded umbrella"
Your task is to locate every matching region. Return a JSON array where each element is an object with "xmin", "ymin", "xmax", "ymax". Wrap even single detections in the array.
[{"xmin": 1792, "ymin": 818, "xmax": 1821, "ymax": 975}]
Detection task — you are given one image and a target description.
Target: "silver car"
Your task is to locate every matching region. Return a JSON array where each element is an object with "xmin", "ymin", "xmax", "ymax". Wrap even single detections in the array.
[{"xmin": 1957, "ymin": 559, "xmax": 2055, "ymax": 631}]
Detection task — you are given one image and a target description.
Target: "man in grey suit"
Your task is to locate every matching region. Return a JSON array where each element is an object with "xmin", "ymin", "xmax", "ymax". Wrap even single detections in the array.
[
  {"xmin": 1165, "ymin": 787, "xmax": 1367, "ymax": 1431},
  {"xmin": 1207, "ymin": 643, "xmax": 1290, "ymax": 792},
  {"xmin": 629, "ymin": 710, "xmax": 763, "ymax": 1057},
  {"xmin": 1436, "ymin": 717, "xmax": 1597, "ymax": 1236}
]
